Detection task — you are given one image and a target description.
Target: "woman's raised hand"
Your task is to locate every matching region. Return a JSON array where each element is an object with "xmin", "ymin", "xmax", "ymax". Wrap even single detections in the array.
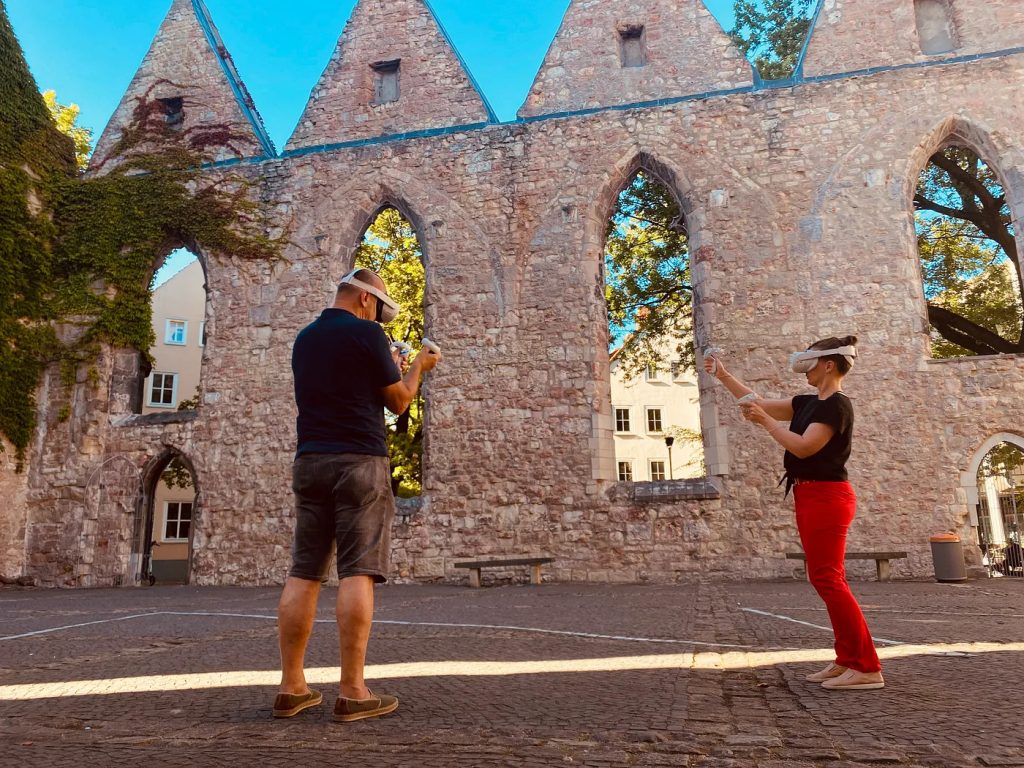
[
  {"xmin": 703, "ymin": 353, "xmax": 726, "ymax": 378},
  {"xmin": 740, "ymin": 401, "xmax": 770, "ymax": 426}
]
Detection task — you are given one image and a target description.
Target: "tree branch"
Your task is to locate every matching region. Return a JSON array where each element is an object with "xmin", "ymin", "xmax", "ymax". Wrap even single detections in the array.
[{"xmin": 928, "ymin": 303, "xmax": 1024, "ymax": 354}]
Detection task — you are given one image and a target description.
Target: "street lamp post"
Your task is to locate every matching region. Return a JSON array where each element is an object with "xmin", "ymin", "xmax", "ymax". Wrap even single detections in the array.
[{"xmin": 664, "ymin": 436, "xmax": 675, "ymax": 480}]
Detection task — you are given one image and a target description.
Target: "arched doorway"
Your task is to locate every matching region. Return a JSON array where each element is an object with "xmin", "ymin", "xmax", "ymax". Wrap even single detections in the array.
[
  {"xmin": 138, "ymin": 451, "xmax": 198, "ymax": 585},
  {"xmin": 975, "ymin": 440, "xmax": 1024, "ymax": 577},
  {"xmin": 962, "ymin": 433, "xmax": 1024, "ymax": 577}
]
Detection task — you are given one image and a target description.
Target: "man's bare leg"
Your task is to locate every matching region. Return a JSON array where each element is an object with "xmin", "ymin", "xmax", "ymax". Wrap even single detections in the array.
[
  {"xmin": 278, "ymin": 576, "xmax": 321, "ymax": 695},
  {"xmin": 337, "ymin": 575, "xmax": 374, "ymax": 699}
]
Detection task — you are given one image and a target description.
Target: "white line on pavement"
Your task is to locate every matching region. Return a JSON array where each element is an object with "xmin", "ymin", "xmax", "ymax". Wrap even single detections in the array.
[
  {"xmin": 740, "ymin": 608, "xmax": 904, "ymax": 646},
  {"xmin": 0, "ymin": 613, "xmax": 167, "ymax": 642},
  {"xmin": 0, "ymin": 610, "xmax": 790, "ymax": 651}
]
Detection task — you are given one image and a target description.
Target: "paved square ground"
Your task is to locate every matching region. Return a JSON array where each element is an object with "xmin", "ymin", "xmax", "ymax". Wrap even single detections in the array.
[{"xmin": 1, "ymin": 578, "xmax": 1023, "ymax": 767}]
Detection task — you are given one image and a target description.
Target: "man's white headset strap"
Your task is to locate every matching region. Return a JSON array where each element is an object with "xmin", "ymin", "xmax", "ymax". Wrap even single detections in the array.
[{"xmin": 341, "ymin": 271, "xmax": 399, "ymax": 313}]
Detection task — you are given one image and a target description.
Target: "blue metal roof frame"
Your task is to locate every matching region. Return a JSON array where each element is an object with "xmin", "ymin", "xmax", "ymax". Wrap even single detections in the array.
[
  {"xmin": 516, "ymin": 0, "xmax": 572, "ymax": 117},
  {"xmin": 192, "ymin": 0, "xmax": 277, "ymax": 158},
  {"xmin": 791, "ymin": 0, "xmax": 826, "ymax": 81},
  {"xmin": 421, "ymin": 0, "xmax": 499, "ymax": 124},
  {"xmin": 208, "ymin": 42, "xmax": 1024, "ymax": 169}
]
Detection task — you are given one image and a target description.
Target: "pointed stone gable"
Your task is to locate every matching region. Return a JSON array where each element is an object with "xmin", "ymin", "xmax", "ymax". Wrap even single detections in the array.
[
  {"xmin": 286, "ymin": 0, "xmax": 495, "ymax": 151},
  {"xmin": 90, "ymin": 0, "xmax": 274, "ymax": 171},
  {"xmin": 800, "ymin": 0, "xmax": 1024, "ymax": 78},
  {"xmin": 518, "ymin": 0, "xmax": 753, "ymax": 118}
]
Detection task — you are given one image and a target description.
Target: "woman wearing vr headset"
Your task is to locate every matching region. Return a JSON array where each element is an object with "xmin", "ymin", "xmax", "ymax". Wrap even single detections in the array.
[{"xmin": 705, "ymin": 336, "xmax": 884, "ymax": 691}]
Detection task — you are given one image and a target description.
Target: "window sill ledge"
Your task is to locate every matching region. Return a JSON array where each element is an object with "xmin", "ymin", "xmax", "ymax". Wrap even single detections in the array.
[
  {"xmin": 609, "ymin": 477, "xmax": 721, "ymax": 503},
  {"xmin": 395, "ymin": 495, "xmax": 422, "ymax": 521},
  {"xmin": 114, "ymin": 410, "xmax": 199, "ymax": 428}
]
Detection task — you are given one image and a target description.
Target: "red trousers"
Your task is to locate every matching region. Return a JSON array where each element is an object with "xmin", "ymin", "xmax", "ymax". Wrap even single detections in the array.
[{"xmin": 794, "ymin": 481, "xmax": 881, "ymax": 674}]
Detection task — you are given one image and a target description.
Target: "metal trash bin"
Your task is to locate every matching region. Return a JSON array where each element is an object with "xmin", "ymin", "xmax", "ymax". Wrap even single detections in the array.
[{"xmin": 930, "ymin": 533, "xmax": 967, "ymax": 583}]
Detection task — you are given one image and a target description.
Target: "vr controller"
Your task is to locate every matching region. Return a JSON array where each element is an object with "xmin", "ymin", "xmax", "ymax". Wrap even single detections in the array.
[
  {"xmin": 703, "ymin": 346, "xmax": 759, "ymax": 404},
  {"xmin": 391, "ymin": 339, "xmax": 442, "ymax": 357},
  {"xmin": 701, "ymin": 346, "xmax": 724, "ymax": 375}
]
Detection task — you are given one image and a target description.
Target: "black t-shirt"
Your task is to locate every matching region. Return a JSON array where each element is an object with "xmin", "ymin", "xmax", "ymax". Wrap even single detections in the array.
[
  {"xmin": 292, "ymin": 309, "xmax": 401, "ymax": 457},
  {"xmin": 783, "ymin": 392, "xmax": 854, "ymax": 482}
]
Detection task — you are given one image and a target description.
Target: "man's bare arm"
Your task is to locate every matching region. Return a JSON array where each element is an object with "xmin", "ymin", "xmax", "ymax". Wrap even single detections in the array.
[{"xmin": 382, "ymin": 348, "xmax": 440, "ymax": 415}]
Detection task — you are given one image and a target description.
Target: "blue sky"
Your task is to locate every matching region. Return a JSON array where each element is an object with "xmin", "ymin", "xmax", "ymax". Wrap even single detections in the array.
[
  {"xmin": 8, "ymin": 0, "xmax": 739, "ymax": 286},
  {"xmin": 8, "ymin": 0, "xmax": 739, "ymax": 147}
]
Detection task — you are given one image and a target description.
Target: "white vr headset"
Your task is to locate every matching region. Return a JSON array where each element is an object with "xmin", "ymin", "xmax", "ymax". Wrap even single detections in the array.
[
  {"xmin": 340, "ymin": 270, "xmax": 400, "ymax": 324},
  {"xmin": 789, "ymin": 346, "xmax": 857, "ymax": 374}
]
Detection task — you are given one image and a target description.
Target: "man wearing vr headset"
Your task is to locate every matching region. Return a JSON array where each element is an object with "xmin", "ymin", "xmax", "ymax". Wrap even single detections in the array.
[
  {"xmin": 705, "ymin": 336, "xmax": 884, "ymax": 692},
  {"xmin": 274, "ymin": 268, "xmax": 440, "ymax": 723}
]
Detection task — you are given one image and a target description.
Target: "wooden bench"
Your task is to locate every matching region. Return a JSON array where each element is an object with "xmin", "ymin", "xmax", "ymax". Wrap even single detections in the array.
[
  {"xmin": 453, "ymin": 557, "xmax": 554, "ymax": 588},
  {"xmin": 786, "ymin": 551, "xmax": 908, "ymax": 582}
]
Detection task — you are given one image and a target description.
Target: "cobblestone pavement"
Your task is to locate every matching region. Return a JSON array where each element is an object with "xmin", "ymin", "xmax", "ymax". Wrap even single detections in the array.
[{"xmin": 1, "ymin": 578, "xmax": 1023, "ymax": 767}]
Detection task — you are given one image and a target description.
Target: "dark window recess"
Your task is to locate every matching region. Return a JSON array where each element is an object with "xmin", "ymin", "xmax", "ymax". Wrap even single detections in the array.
[
  {"xmin": 619, "ymin": 24, "xmax": 647, "ymax": 68},
  {"xmin": 158, "ymin": 97, "xmax": 185, "ymax": 127},
  {"xmin": 371, "ymin": 59, "xmax": 401, "ymax": 105}
]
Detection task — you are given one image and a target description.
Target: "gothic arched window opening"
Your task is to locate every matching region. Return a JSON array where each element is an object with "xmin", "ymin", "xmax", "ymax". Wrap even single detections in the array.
[
  {"xmin": 604, "ymin": 170, "xmax": 704, "ymax": 480},
  {"xmin": 354, "ymin": 205, "xmax": 426, "ymax": 497},
  {"xmin": 914, "ymin": 145, "xmax": 1023, "ymax": 358}
]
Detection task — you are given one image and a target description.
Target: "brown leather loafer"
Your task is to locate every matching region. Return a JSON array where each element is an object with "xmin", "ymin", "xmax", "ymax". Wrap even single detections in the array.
[
  {"xmin": 272, "ymin": 688, "xmax": 323, "ymax": 718},
  {"xmin": 333, "ymin": 690, "xmax": 399, "ymax": 722}
]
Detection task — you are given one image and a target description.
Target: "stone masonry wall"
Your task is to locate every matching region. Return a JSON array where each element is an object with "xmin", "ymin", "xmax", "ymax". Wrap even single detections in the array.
[
  {"xmin": 14, "ymin": 0, "xmax": 1024, "ymax": 587},
  {"xmin": 91, "ymin": 0, "xmax": 269, "ymax": 170},
  {"xmin": 518, "ymin": 0, "xmax": 752, "ymax": 117},
  {"xmin": 286, "ymin": 0, "xmax": 493, "ymax": 149},
  {"xmin": 0, "ymin": 438, "xmax": 29, "ymax": 581},
  {"xmin": 802, "ymin": 0, "xmax": 1024, "ymax": 77}
]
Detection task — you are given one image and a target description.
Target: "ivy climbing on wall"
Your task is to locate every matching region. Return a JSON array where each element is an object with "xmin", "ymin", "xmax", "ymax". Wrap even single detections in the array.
[{"xmin": 0, "ymin": 4, "xmax": 282, "ymax": 467}]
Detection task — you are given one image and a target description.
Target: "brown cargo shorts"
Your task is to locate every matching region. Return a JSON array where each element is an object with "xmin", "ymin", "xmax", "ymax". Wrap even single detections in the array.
[{"xmin": 289, "ymin": 453, "xmax": 395, "ymax": 583}]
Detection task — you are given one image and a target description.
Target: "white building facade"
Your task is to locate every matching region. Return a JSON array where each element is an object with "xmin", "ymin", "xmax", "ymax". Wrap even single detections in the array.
[
  {"xmin": 143, "ymin": 258, "xmax": 205, "ymax": 582},
  {"xmin": 610, "ymin": 347, "xmax": 703, "ymax": 483}
]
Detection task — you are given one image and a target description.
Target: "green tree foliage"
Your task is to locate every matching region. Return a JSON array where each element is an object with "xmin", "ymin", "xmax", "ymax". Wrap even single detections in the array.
[
  {"xmin": 160, "ymin": 456, "xmax": 194, "ymax": 490},
  {"xmin": 604, "ymin": 171, "xmax": 692, "ymax": 379},
  {"xmin": 43, "ymin": 90, "xmax": 92, "ymax": 171},
  {"xmin": 915, "ymin": 147, "xmax": 1023, "ymax": 357},
  {"xmin": 730, "ymin": 0, "xmax": 813, "ymax": 80},
  {"xmin": 1, "ymin": 5, "xmax": 75, "ymax": 461},
  {"xmin": 354, "ymin": 207, "xmax": 425, "ymax": 497},
  {"xmin": 1, "ymin": 0, "xmax": 282, "ymax": 466},
  {"xmin": 981, "ymin": 442, "xmax": 1024, "ymax": 479}
]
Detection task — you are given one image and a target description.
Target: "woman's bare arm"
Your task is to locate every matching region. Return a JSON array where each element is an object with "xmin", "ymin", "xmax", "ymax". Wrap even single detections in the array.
[{"xmin": 704, "ymin": 354, "xmax": 794, "ymax": 421}]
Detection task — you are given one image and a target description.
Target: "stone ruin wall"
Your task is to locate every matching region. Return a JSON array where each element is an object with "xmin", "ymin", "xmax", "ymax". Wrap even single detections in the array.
[
  {"xmin": 3, "ymin": 0, "xmax": 1024, "ymax": 586},
  {"xmin": 0, "ymin": 439, "xmax": 29, "ymax": 582}
]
